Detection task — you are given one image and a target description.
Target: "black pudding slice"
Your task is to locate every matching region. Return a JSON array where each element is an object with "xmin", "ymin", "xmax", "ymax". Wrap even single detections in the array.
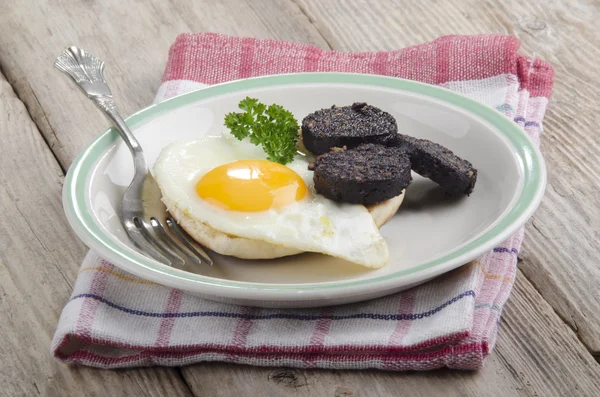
[
  {"xmin": 391, "ymin": 134, "xmax": 477, "ymax": 195},
  {"xmin": 309, "ymin": 144, "xmax": 412, "ymax": 205},
  {"xmin": 301, "ymin": 102, "xmax": 398, "ymax": 155}
]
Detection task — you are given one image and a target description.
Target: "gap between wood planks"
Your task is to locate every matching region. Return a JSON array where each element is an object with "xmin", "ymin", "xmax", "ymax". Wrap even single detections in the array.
[
  {"xmin": 0, "ymin": 61, "xmax": 66, "ymax": 175},
  {"xmin": 518, "ymin": 247, "xmax": 599, "ymax": 364},
  {"xmin": 289, "ymin": 0, "xmax": 334, "ymax": 49},
  {"xmin": 176, "ymin": 367, "xmax": 196, "ymax": 397}
]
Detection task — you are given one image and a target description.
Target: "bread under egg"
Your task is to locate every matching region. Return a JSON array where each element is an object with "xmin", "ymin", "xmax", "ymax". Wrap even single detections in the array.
[{"xmin": 153, "ymin": 135, "xmax": 401, "ymax": 268}]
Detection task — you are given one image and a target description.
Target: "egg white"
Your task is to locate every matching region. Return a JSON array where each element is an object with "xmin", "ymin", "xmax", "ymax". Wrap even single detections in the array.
[{"xmin": 152, "ymin": 134, "xmax": 389, "ymax": 268}]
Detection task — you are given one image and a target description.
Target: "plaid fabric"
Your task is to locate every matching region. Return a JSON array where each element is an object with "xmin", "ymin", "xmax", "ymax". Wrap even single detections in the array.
[{"xmin": 52, "ymin": 33, "xmax": 554, "ymax": 370}]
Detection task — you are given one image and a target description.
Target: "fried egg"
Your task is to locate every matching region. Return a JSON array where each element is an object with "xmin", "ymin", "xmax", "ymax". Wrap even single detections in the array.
[{"xmin": 152, "ymin": 134, "xmax": 388, "ymax": 268}]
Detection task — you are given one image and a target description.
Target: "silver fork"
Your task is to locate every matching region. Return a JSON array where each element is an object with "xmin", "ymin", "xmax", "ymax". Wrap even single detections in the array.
[{"xmin": 55, "ymin": 46, "xmax": 213, "ymax": 267}]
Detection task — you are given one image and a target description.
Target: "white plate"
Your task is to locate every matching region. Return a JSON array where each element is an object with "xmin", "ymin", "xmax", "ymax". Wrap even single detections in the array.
[{"xmin": 63, "ymin": 73, "xmax": 545, "ymax": 307}]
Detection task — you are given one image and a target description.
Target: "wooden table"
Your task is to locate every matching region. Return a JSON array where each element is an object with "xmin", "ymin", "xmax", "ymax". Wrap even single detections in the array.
[{"xmin": 1, "ymin": 0, "xmax": 599, "ymax": 395}]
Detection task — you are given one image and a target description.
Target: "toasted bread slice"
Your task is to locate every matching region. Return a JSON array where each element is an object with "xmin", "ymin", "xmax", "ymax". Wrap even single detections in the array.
[{"xmin": 162, "ymin": 190, "xmax": 404, "ymax": 260}]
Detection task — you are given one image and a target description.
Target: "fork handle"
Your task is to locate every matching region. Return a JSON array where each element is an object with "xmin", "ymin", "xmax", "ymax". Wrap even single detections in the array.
[
  {"xmin": 55, "ymin": 46, "xmax": 147, "ymax": 171},
  {"xmin": 92, "ymin": 96, "xmax": 147, "ymax": 170}
]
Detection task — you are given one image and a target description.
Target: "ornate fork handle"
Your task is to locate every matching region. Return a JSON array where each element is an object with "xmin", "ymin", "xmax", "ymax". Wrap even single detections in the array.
[
  {"xmin": 55, "ymin": 46, "xmax": 214, "ymax": 268},
  {"xmin": 54, "ymin": 46, "xmax": 145, "ymax": 166}
]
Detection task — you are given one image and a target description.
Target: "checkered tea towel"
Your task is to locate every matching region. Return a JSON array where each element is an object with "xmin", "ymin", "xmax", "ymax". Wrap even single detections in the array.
[{"xmin": 52, "ymin": 33, "xmax": 554, "ymax": 370}]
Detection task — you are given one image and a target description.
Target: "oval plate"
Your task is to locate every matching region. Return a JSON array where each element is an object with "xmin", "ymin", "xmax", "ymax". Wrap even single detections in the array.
[{"xmin": 63, "ymin": 73, "xmax": 545, "ymax": 308}]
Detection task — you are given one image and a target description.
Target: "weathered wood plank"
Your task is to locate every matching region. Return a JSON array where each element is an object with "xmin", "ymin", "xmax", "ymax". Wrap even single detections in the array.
[
  {"xmin": 0, "ymin": 73, "xmax": 192, "ymax": 397},
  {"xmin": 179, "ymin": 271, "xmax": 600, "ymax": 397},
  {"xmin": 0, "ymin": 0, "xmax": 329, "ymax": 172},
  {"xmin": 295, "ymin": 0, "xmax": 600, "ymax": 355}
]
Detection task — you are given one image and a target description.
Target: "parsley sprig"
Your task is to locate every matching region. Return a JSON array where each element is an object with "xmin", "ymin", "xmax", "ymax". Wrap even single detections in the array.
[{"xmin": 224, "ymin": 97, "xmax": 299, "ymax": 165}]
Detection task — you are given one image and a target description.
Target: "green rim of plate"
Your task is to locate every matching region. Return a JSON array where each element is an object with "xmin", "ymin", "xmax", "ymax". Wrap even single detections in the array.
[{"xmin": 64, "ymin": 72, "xmax": 545, "ymax": 292}]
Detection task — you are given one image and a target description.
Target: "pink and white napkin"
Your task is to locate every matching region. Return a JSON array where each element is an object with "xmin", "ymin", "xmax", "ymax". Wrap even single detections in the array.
[{"xmin": 52, "ymin": 33, "xmax": 554, "ymax": 370}]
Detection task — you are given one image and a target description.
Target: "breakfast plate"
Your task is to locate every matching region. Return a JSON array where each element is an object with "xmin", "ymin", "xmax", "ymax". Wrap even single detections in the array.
[{"xmin": 63, "ymin": 73, "xmax": 545, "ymax": 307}]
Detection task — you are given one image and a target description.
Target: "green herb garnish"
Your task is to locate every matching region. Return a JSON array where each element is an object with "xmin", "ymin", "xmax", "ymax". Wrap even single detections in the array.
[{"xmin": 224, "ymin": 97, "xmax": 299, "ymax": 165}]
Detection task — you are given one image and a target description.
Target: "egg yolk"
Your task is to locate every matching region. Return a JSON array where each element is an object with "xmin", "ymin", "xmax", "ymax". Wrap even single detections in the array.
[{"xmin": 196, "ymin": 160, "xmax": 308, "ymax": 212}]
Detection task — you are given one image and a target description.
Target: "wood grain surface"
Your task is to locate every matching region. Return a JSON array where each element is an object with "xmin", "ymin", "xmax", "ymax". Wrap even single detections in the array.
[
  {"xmin": 0, "ymin": 0, "xmax": 328, "ymax": 171},
  {"xmin": 0, "ymin": 0, "xmax": 599, "ymax": 396},
  {"xmin": 0, "ymin": 73, "xmax": 192, "ymax": 397}
]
